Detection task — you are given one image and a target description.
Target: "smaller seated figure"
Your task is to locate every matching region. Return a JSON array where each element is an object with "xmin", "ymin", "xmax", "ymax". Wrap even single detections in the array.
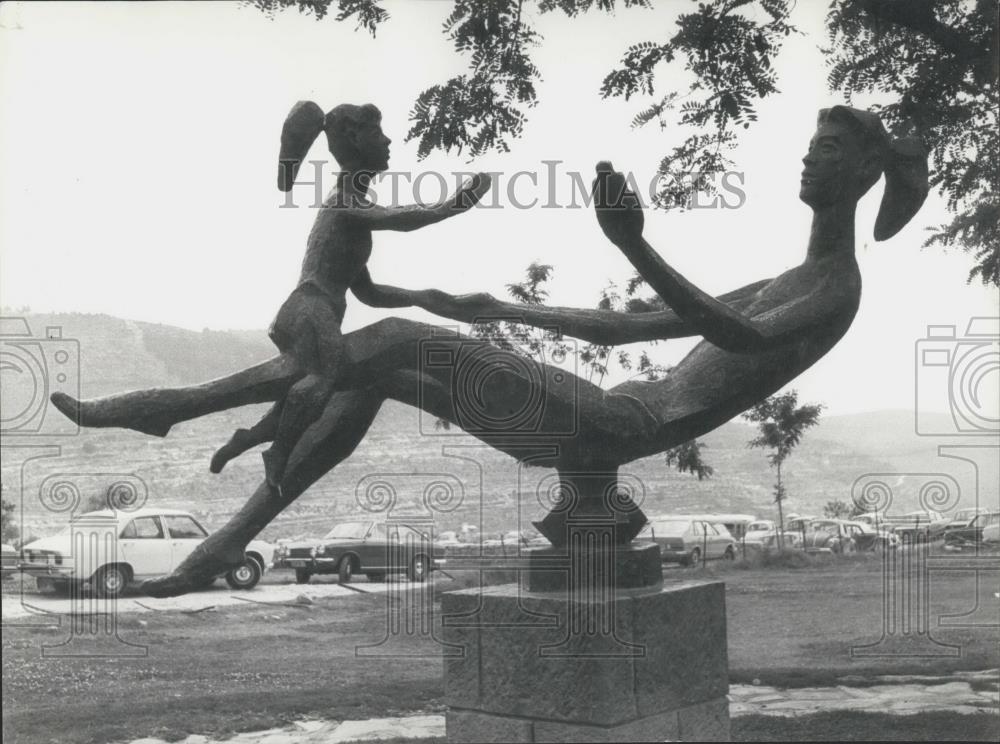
[{"xmin": 209, "ymin": 101, "xmax": 492, "ymax": 491}]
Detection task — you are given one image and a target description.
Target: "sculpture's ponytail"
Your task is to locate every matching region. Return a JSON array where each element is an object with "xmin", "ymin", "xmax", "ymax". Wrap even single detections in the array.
[
  {"xmin": 874, "ymin": 136, "xmax": 929, "ymax": 241},
  {"xmin": 819, "ymin": 106, "xmax": 930, "ymax": 241},
  {"xmin": 277, "ymin": 101, "xmax": 326, "ymax": 192}
]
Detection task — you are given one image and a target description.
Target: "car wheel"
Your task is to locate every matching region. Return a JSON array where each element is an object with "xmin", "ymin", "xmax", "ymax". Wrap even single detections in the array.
[
  {"xmin": 225, "ymin": 557, "xmax": 262, "ymax": 590},
  {"xmin": 366, "ymin": 572, "xmax": 386, "ymax": 583},
  {"xmin": 723, "ymin": 546, "xmax": 735, "ymax": 561},
  {"xmin": 294, "ymin": 569, "xmax": 312, "ymax": 584},
  {"xmin": 687, "ymin": 547, "xmax": 702, "ymax": 568},
  {"xmin": 408, "ymin": 554, "xmax": 429, "ymax": 582},
  {"xmin": 93, "ymin": 565, "xmax": 129, "ymax": 598},
  {"xmin": 338, "ymin": 557, "xmax": 354, "ymax": 584}
]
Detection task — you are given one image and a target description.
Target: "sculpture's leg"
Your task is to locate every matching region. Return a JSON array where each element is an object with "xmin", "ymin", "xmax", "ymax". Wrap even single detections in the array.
[
  {"xmin": 50, "ymin": 354, "xmax": 302, "ymax": 437},
  {"xmin": 210, "ymin": 402, "xmax": 282, "ymax": 473},
  {"xmin": 263, "ymin": 373, "xmax": 337, "ymax": 488},
  {"xmin": 142, "ymin": 386, "xmax": 385, "ymax": 597}
]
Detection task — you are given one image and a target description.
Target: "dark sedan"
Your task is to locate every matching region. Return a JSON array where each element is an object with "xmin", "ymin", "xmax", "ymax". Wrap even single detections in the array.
[
  {"xmin": 274, "ymin": 519, "xmax": 445, "ymax": 583},
  {"xmin": 800, "ymin": 520, "xmax": 859, "ymax": 554},
  {"xmin": 944, "ymin": 512, "xmax": 1000, "ymax": 547}
]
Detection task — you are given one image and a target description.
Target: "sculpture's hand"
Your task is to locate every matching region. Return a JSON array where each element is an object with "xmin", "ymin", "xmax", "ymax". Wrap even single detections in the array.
[
  {"xmin": 451, "ymin": 172, "xmax": 493, "ymax": 211},
  {"xmin": 592, "ymin": 161, "xmax": 644, "ymax": 247}
]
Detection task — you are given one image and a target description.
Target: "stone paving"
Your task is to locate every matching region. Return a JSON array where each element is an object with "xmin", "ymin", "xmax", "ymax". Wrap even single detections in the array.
[
  {"xmin": 1, "ymin": 579, "xmax": 433, "ymax": 621},
  {"xmin": 122, "ymin": 670, "xmax": 999, "ymax": 743},
  {"xmin": 727, "ymin": 669, "xmax": 999, "ymax": 717}
]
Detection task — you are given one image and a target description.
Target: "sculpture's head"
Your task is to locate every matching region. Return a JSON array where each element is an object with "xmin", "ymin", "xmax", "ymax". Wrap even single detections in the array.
[
  {"xmin": 277, "ymin": 101, "xmax": 391, "ymax": 191},
  {"xmin": 800, "ymin": 106, "xmax": 929, "ymax": 240}
]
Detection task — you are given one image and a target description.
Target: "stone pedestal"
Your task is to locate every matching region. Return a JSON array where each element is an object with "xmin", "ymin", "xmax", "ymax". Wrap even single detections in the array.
[{"xmin": 442, "ymin": 580, "xmax": 730, "ymax": 742}]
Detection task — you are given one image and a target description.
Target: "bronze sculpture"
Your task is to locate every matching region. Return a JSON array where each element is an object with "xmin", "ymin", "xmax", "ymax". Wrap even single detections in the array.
[
  {"xmin": 50, "ymin": 106, "xmax": 928, "ymax": 596},
  {"xmin": 209, "ymin": 101, "xmax": 491, "ymax": 490}
]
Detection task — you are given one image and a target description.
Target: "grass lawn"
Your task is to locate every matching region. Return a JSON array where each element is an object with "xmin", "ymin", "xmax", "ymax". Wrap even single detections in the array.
[{"xmin": 2, "ymin": 555, "xmax": 998, "ymax": 743}]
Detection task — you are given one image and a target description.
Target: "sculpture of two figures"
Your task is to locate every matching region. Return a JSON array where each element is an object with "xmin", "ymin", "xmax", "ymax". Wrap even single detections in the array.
[{"xmin": 51, "ymin": 103, "xmax": 929, "ymax": 597}]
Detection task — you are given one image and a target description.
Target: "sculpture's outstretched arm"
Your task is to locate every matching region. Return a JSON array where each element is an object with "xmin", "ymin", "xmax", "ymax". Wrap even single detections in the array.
[
  {"xmin": 353, "ymin": 173, "xmax": 491, "ymax": 232},
  {"xmin": 351, "ymin": 268, "xmax": 413, "ymax": 308},
  {"xmin": 593, "ymin": 162, "xmax": 842, "ymax": 353},
  {"xmin": 351, "ymin": 267, "xmax": 771, "ymax": 346}
]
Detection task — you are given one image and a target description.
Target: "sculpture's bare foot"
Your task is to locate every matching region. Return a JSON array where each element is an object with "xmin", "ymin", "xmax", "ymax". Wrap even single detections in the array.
[
  {"xmin": 50, "ymin": 392, "xmax": 173, "ymax": 437},
  {"xmin": 210, "ymin": 428, "xmax": 259, "ymax": 473},
  {"xmin": 141, "ymin": 541, "xmax": 245, "ymax": 598},
  {"xmin": 261, "ymin": 446, "xmax": 287, "ymax": 489}
]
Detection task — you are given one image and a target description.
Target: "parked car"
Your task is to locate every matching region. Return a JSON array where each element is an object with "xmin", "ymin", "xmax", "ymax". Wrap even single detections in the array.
[
  {"xmin": 639, "ymin": 517, "xmax": 736, "ymax": 566},
  {"xmin": 1, "ymin": 543, "xmax": 18, "ymax": 579},
  {"xmin": 841, "ymin": 520, "xmax": 899, "ymax": 551},
  {"xmin": 946, "ymin": 508, "xmax": 990, "ymax": 528},
  {"xmin": 852, "ymin": 512, "xmax": 889, "ymax": 530},
  {"xmin": 742, "ymin": 520, "xmax": 776, "ymax": 548},
  {"xmin": 19, "ymin": 508, "xmax": 274, "ymax": 597},
  {"xmin": 758, "ymin": 531, "xmax": 803, "ymax": 551},
  {"xmin": 274, "ymin": 519, "xmax": 445, "ymax": 583},
  {"xmin": 944, "ymin": 512, "xmax": 1000, "ymax": 547},
  {"xmin": 984, "ymin": 517, "xmax": 1000, "ymax": 544},
  {"xmin": 785, "ymin": 515, "xmax": 818, "ymax": 535},
  {"xmin": 886, "ymin": 510, "xmax": 949, "ymax": 541},
  {"xmin": 800, "ymin": 519, "xmax": 860, "ymax": 554},
  {"xmin": 436, "ymin": 530, "xmax": 463, "ymax": 547}
]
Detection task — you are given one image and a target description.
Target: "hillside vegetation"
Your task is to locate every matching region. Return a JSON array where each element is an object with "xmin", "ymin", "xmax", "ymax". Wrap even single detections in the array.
[{"xmin": 2, "ymin": 313, "xmax": 992, "ymax": 541}]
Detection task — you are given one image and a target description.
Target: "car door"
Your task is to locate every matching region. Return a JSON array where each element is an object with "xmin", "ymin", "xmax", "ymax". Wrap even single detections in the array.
[
  {"xmin": 398, "ymin": 524, "xmax": 432, "ymax": 567},
  {"xmin": 162, "ymin": 515, "xmax": 210, "ymax": 570},
  {"xmin": 690, "ymin": 521, "xmax": 708, "ymax": 557},
  {"xmin": 357, "ymin": 522, "xmax": 387, "ymax": 570},
  {"xmin": 118, "ymin": 516, "xmax": 171, "ymax": 578}
]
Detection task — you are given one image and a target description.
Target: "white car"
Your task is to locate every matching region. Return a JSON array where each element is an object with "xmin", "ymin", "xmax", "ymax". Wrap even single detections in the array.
[
  {"xmin": 742, "ymin": 520, "xmax": 776, "ymax": 548},
  {"xmin": 19, "ymin": 508, "xmax": 274, "ymax": 597}
]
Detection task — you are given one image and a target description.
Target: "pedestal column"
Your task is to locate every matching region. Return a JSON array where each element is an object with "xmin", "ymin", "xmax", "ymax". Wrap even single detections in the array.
[{"xmin": 442, "ymin": 469, "xmax": 731, "ymax": 742}]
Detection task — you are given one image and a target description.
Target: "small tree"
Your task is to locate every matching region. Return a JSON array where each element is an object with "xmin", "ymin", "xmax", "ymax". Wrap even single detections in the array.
[
  {"xmin": 665, "ymin": 440, "xmax": 715, "ymax": 481},
  {"xmin": 823, "ymin": 499, "xmax": 851, "ymax": 519},
  {"xmin": 1, "ymin": 485, "xmax": 19, "ymax": 545},
  {"xmin": 743, "ymin": 391, "xmax": 823, "ymax": 550}
]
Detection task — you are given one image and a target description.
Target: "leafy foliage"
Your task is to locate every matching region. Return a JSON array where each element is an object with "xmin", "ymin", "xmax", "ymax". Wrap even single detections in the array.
[
  {"xmin": 665, "ymin": 439, "xmax": 715, "ymax": 480},
  {"xmin": 248, "ymin": 0, "xmax": 999, "ymax": 283},
  {"xmin": 602, "ymin": 0, "xmax": 795, "ymax": 208},
  {"xmin": 744, "ymin": 391, "xmax": 824, "ymax": 470},
  {"xmin": 245, "ymin": 0, "xmax": 388, "ymax": 34},
  {"xmin": 744, "ymin": 390, "xmax": 824, "ymax": 543},
  {"xmin": 823, "ymin": 498, "xmax": 852, "ymax": 519},
  {"xmin": 407, "ymin": 1, "xmax": 542, "ymax": 158},
  {"xmin": 825, "ymin": 0, "xmax": 999, "ymax": 285},
  {"xmin": 1, "ymin": 491, "xmax": 18, "ymax": 545}
]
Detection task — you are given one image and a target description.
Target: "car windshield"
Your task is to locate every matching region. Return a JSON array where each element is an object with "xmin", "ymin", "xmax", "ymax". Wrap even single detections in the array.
[
  {"xmin": 323, "ymin": 522, "xmax": 370, "ymax": 540},
  {"xmin": 649, "ymin": 520, "xmax": 691, "ymax": 537},
  {"xmin": 747, "ymin": 522, "xmax": 771, "ymax": 532},
  {"xmin": 809, "ymin": 521, "xmax": 838, "ymax": 533}
]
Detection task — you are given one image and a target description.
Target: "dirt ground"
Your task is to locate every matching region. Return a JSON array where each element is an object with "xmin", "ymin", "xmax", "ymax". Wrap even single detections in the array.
[{"xmin": 2, "ymin": 556, "xmax": 998, "ymax": 744}]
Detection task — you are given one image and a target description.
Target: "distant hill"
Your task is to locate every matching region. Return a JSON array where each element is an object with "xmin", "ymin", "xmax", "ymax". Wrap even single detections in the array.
[{"xmin": 2, "ymin": 313, "xmax": 994, "ymax": 541}]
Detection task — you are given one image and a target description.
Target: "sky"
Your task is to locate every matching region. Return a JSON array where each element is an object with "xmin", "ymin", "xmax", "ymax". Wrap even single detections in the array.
[{"xmin": 0, "ymin": 0, "xmax": 997, "ymax": 416}]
